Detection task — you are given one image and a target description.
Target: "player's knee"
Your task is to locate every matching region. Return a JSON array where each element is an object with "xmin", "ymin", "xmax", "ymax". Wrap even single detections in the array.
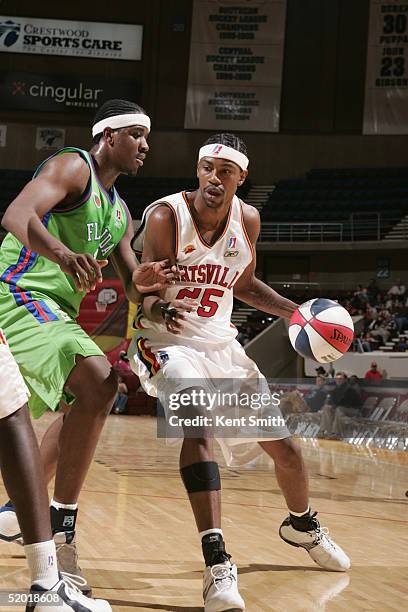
[
  {"xmin": 180, "ymin": 461, "xmax": 221, "ymax": 493},
  {"xmin": 95, "ymin": 370, "xmax": 118, "ymax": 410},
  {"xmin": 70, "ymin": 367, "xmax": 118, "ymax": 413}
]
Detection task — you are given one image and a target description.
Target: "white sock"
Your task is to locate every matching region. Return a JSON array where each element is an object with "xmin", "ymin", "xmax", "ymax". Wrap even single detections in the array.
[
  {"xmin": 199, "ymin": 528, "xmax": 223, "ymax": 539},
  {"xmin": 25, "ymin": 540, "xmax": 59, "ymax": 590},
  {"xmin": 50, "ymin": 498, "xmax": 78, "ymax": 511},
  {"xmin": 289, "ymin": 506, "xmax": 310, "ymax": 517}
]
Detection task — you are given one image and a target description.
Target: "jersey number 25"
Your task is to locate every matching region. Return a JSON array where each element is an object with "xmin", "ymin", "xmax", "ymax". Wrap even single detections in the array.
[{"xmin": 175, "ymin": 288, "xmax": 224, "ymax": 318}]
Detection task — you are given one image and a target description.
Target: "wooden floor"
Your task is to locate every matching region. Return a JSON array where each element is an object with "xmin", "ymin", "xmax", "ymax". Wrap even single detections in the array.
[{"xmin": 0, "ymin": 413, "xmax": 407, "ymax": 611}]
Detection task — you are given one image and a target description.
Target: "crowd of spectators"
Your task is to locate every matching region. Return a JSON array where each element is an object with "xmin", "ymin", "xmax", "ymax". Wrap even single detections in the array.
[
  {"xmin": 235, "ymin": 278, "xmax": 408, "ymax": 352},
  {"xmin": 112, "ymin": 351, "xmax": 132, "ymax": 414},
  {"xmin": 345, "ymin": 279, "xmax": 408, "ymax": 352},
  {"xmin": 281, "ymin": 367, "xmax": 369, "ymax": 439}
]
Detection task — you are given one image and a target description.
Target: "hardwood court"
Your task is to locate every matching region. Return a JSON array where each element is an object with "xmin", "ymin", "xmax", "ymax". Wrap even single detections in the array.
[{"xmin": 0, "ymin": 413, "xmax": 407, "ymax": 611}]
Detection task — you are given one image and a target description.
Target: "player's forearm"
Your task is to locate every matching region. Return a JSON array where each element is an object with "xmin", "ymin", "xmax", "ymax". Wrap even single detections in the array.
[
  {"xmin": 125, "ymin": 283, "xmax": 143, "ymax": 305},
  {"xmin": 3, "ymin": 211, "xmax": 70, "ymax": 265},
  {"xmin": 235, "ymin": 278, "xmax": 298, "ymax": 319}
]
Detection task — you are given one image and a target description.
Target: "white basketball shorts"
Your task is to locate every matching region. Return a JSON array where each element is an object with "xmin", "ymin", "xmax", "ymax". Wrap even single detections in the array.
[
  {"xmin": 0, "ymin": 329, "xmax": 30, "ymax": 419},
  {"xmin": 128, "ymin": 334, "xmax": 290, "ymax": 466}
]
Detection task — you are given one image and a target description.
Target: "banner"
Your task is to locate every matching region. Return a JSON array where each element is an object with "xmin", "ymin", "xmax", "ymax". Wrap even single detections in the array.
[
  {"xmin": 0, "ymin": 125, "xmax": 6, "ymax": 147},
  {"xmin": 0, "ymin": 71, "xmax": 139, "ymax": 113},
  {"xmin": 35, "ymin": 127, "xmax": 65, "ymax": 150},
  {"xmin": 185, "ymin": 0, "xmax": 286, "ymax": 131},
  {"xmin": 363, "ymin": 1, "xmax": 408, "ymax": 134},
  {"xmin": 0, "ymin": 16, "xmax": 143, "ymax": 60}
]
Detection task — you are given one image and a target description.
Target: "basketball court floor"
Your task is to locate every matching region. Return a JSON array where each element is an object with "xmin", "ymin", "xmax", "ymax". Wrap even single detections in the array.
[{"xmin": 0, "ymin": 412, "xmax": 406, "ymax": 611}]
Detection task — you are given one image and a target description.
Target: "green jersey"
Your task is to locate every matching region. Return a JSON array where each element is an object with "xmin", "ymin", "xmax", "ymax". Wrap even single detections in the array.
[{"xmin": 0, "ymin": 147, "xmax": 128, "ymax": 319}]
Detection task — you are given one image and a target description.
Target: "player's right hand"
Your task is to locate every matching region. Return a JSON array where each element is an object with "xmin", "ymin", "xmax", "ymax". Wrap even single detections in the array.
[
  {"xmin": 58, "ymin": 251, "xmax": 108, "ymax": 292},
  {"xmin": 160, "ymin": 298, "xmax": 197, "ymax": 334},
  {"xmin": 133, "ymin": 259, "xmax": 177, "ymax": 293}
]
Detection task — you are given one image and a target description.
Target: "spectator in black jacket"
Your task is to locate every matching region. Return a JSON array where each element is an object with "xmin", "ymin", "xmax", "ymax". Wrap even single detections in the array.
[
  {"xmin": 305, "ymin": 374, "xmax": 330, "ymax": 413},
  {"xmin": 319, "ymin": 372, "xmax": 362, "ymax": 438}
]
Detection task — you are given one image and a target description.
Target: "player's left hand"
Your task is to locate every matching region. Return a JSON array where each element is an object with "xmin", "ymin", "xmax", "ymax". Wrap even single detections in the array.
[
  {"xmin": 133, "ymin": 260, "xmax": 176, "ymax": 293},
  {"xmin": 161, "ymin": 299, "xmax": 198, "ymax": 334}
]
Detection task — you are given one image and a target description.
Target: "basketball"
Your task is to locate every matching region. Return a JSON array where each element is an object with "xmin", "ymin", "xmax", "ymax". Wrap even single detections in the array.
[{"xmin": 289, "ymin": 298, "xmax": 354, "ymax": 363}]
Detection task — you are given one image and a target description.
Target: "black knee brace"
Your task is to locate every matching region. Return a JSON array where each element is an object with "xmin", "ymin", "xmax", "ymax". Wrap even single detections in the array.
[{"xmin": 180, "ymin": 461, "xmax": 221, "ymax": 493}]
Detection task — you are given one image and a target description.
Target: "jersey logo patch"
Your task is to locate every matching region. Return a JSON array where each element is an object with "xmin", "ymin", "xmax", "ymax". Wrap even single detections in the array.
[
  {"xmin": 93, "ymin": 193, "xmax": 102, "ymax": 208},
  {"xmin": 224, "ymin": 250, "xmax": 239, "ymax": 257},
  {"xmin": 158, "ymin": 351, "xmax": 169, "ymax": 365},
  {"xmin": 183, "ymin": 244, "xmax": 196, "ymax": 255},
  {"xmin": 228, "ymin": 236, "xmax": 236, "ymax": 249},
  {"xmin": 114, "ymin": 208, "xmax": 123, "ymax": 228}
]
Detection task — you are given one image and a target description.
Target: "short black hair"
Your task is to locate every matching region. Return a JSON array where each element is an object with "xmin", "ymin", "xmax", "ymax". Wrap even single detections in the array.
[
  {"xmin": 92, "ymin": 99, "xmax": 147, "ymax": 143},
  {"xmin": 202, "ymin": 133, "xmax": 248, "ymax": 157}
]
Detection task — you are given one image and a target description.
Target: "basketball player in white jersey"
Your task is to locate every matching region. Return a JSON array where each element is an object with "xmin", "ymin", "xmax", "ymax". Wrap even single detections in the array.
[
  {"xmin": 0, "ymin": 330, "xmax": 111, "ymax": 611},
  {"xmin": 128, "ymin": 134, "xmax": 350, "ymax": 611}
]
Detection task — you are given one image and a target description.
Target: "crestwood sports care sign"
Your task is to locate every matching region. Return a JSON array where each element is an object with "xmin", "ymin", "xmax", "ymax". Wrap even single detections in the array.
[
  {"xmin": 0, "ymin": 71, "xmax": 139, "ymax": 113},
  {"xmin": 0, "ymin": 16, "xmax": 143, "ymax": 60}
]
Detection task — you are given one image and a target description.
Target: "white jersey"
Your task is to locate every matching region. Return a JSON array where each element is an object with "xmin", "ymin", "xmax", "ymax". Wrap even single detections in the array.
[{"xmin": 132, "ymin": 191, "xmax": 253, "ymax": 348}]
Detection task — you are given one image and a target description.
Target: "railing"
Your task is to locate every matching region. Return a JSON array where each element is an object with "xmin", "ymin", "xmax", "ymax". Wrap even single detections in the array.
[
  {"xmin": 260, "ymin": 222, "xmax": 343, "ymax": 242},
  {"xmin": 260, "ymin": 216, "xmax": 408, "ymax": 242}
]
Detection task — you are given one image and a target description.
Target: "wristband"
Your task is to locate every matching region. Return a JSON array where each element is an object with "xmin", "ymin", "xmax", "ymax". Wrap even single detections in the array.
[{"xmin": 160, "ymin": 304, "xmax": 177, "ymax": 320}]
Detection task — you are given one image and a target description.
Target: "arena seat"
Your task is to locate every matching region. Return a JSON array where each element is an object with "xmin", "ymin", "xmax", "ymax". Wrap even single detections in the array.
[{"xmin": 261, "ymin": 167, "xmax": 408, "ymax": 239}]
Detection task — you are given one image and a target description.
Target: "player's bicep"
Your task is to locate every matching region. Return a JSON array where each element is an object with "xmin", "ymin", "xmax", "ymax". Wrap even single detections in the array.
[
  {"xmin": 4, "ymin": 176, "xmax": 69, "ymax": 221},
  {"xmin": 233, "ymin": 257, "xmax": 256, "ymax": 294},
  {"xmin": 3, "ymin": 154, "xmax": 88, "ymax": 220},
  {"xmin": 142, "ymin": 205, "xmax": 176, "ymax": 264},
  {"xmin": 234, "ymin": 203, "xmax": 259, "ymax": 294}
]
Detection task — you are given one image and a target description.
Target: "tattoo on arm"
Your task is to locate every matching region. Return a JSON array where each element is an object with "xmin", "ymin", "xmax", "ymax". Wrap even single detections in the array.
[{"xmin": 236, "ymin": 278, "xmax": 298, "ymax": 319}]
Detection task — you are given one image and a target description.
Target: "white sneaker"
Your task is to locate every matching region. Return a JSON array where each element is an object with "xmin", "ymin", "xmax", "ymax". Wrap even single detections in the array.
[
  {"xmin": 0, "ymin": 501, "xmax": 22, "ymax": 543},
  {"xmin": 279, "ymin": 514, "xmax": 351, "ymax": 572},
  {"xmin": 25, "ymin": 573, "xmax": 111, "ymax": 612},
  {"xmin": 203, "ymin": 561, "xmax": 245, "ymax": 611}
]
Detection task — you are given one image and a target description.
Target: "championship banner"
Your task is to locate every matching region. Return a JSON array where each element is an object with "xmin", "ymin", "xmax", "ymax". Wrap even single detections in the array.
[
  {"xmin": 0, "ymin": 16, "xmax": 143, "ymax": 61},
  {"xmin": 0, "ymin": 125, "xmax": 6, "ymax": 147},
  {"xmin": 363, "ymin": 1, "xmax": 408, "ymax": 134},
  {"xmin": 185, "ymin": 0, "xmax": 287, "ymax": 132}
]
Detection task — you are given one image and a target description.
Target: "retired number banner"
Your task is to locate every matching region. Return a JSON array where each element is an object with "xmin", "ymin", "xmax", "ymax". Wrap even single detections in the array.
[
  {"xmin": 185, "ymin": 0, "xmax": 287, "ymax": 132},
  {"xmin": 364, "ymin": 0, "xmax": 408, "ymax": 134}
]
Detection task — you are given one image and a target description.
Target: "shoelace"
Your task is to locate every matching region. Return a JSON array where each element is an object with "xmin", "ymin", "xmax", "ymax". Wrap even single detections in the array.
[
  {"xmin": 313, "ymin": 526, "xmax": 337, "ymax": 550},
  {"xmin": 305, "ymin": 512, "xmax": 336, "ymax": 551},
  {"xmin": 60, "ymin": 571, "xmax": 88, "ymax": 593},
  {"xmin": 210, "ymin": 564, "xmax": 234, "ymax": 593}
]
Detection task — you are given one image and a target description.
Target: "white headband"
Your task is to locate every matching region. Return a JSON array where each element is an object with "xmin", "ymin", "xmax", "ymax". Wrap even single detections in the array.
[
  {"xmin": 92, "ymin": 113, "xmax": 151, "ymax": 137},
  {"xmin": 198, "ymin": 143, "xmax": 249, "ymax": 171}
]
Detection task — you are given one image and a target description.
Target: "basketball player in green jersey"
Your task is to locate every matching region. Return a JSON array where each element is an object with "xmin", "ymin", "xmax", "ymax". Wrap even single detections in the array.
[{"xmin": 0, "ymin": 99, "xmax": 173, "ymax": 594}]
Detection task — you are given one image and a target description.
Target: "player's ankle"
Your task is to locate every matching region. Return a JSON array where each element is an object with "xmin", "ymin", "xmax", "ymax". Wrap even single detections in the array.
[
  {"xmin": 25, "ymin": 539, "xmax": 59, "ymax": 590},
  {"xmin": 201, "ymin": 531, "xmax": 231, "ymax": 567},
  {"xmin": 50, "ymin": 499, "xmax": 78, "ymax": 535},
  {"xmin": 289, "ymin": 506, "xmax": 315, "ymax": 531}
]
